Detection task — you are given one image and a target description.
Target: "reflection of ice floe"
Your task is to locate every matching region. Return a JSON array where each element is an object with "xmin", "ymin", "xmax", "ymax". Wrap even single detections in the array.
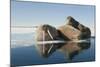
[{"xmin": 11, "ymin": 40, "xmax": 35, "ymax": 48}]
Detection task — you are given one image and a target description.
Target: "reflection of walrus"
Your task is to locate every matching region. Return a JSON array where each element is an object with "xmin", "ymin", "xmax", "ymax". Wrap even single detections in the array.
[
  {"xmin": 35, "ymin": 24, "xmax": 59, "ymax": 41},
  {"xmin": 60, "ymin": 41, "xmax": 91, "ymax": 60},
  {"xmin": 58, "ymin": 16, "xmax": 91, "ymax": 40}
]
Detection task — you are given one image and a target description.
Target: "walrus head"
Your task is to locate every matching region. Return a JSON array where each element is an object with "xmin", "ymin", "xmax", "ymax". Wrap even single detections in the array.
[
  {"xmin": 66, "ymin": 16, "xmax": 79, "ymax": 30},
  {"xmin": 40, "ymin": 24, "xmax": 51, "ymax": 32},
  {"xmin": 67, "ymin": 16, "xmax": 75, "ymax": 23}
]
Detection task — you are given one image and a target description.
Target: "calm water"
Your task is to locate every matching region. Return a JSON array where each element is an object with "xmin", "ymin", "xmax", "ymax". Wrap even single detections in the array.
[{"xmin": 11, "ymin": 33, "xmax": 95, "ymax": 66}]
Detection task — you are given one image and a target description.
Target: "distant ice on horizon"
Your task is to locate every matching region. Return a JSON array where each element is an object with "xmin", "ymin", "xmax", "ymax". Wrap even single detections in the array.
[{"xmin": 11, "ymin": 27, "xmax": 37, "ymax": 34}]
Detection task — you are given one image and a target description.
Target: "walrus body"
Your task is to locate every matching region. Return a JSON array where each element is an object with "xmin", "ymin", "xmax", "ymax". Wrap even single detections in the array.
[{"xmin": 58, "ymin": 16, "xmax": 91, "ymax": 40}]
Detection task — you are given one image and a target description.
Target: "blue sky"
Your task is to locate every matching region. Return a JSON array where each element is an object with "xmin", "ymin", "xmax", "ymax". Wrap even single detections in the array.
[{"xmin": 11, "ymin": 1, "xmax": 95, "ymax": 35}]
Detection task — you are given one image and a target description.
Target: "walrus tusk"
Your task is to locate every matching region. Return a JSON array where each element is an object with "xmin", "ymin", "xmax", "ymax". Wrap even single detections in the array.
[{"xmin": 47, "ymin": 30, "xmax": 54, "ymax": 40}]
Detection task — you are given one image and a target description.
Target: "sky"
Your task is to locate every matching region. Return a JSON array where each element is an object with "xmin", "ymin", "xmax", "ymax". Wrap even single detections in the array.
[{"xmin": 11, "ymin": 0, "xmax": 95, "ymax": 36}]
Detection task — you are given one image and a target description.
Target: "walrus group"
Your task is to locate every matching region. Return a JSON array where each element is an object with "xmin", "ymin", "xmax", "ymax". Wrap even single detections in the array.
[{"xmin": 35, "ymin": 16, "xmax": 91, "ymax": 42}]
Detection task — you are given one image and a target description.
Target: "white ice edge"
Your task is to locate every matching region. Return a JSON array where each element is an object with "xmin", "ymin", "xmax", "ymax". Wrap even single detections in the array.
[
  {"xmin": 36, "ymin": 40, "xmax": 90, "ymax": 44},
  {"xmin": 11, "ymin": 39, "xmax": 90, "ymax": 48}
]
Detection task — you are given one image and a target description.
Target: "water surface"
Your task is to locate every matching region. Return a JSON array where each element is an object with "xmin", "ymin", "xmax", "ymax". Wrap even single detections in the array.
[{"xmin": 11, "ymin": 33, "xmax": 95, "ymax": 66}]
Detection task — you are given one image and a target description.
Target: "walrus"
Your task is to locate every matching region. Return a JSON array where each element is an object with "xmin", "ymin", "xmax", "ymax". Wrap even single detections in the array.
[
  {"xmin": 58, "ymin": 16, "xmax": 91, "ymax": 40},
  {"xmin": 35, "ymin": 24, "xmax": 60, "ymax": 41}
]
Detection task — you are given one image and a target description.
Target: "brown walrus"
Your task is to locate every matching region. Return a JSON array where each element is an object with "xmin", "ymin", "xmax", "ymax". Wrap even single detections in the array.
[
  {"xmin": 35, "ymin": 24, "xmax": 60, "ymax": 41},
  {"xmin": 58, "ymin": 16, "xmax": 91, "ymax": 40}
]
